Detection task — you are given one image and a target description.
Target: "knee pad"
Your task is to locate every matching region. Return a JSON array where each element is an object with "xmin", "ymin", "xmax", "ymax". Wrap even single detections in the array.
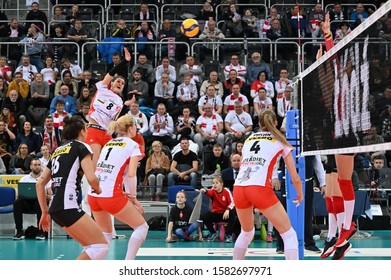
[
  {"xmin": 85, "ymin": 243, "xmax": 109, "ymax": 260},
  {"xmin": 131, "ymin": 222, "xmax": 149, "ymax": 242},
  {"xmin": 338, "ymin": 179, "xmax": 355, "ymax": 200},
  {"xmin": 103, "ymin": 232, "xmax": 113, "ymax": 245},
  {"xmin": 235, "ymin": 228, "xmax": 255, "ymax": 249},
  {"xmin": 280, "ymin": 227, "xmax": 298, "ymax": 251}
]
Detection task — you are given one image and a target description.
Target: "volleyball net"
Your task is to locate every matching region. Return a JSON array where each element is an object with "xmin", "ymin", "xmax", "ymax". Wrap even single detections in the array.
[{"xmin": 299, "ymin": 2, "xmax": 391, "ymax": 156}]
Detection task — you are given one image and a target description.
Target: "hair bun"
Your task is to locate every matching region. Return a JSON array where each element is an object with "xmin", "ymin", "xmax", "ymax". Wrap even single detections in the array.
[{"xmin": 63, "ymin": 116, "xmax": 71, "ymax": 125}]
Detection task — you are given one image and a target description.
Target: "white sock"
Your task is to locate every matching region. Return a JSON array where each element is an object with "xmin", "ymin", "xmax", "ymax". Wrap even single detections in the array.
[
  {"xmin": 125, "ymin": 237, "xmax": 143, "ymax": 260},
  {"xmin": 336, "ymin": 212, "xmax": 345, "ymax": 233},
  {"xmin": 327, "ymin": 214, "xmax": 337, "ymax": 241},
  {"xmin": 267, "ymin": 221, "xmax": 273, "ymax": 233},
  {"xmin": 343, "ymin": 200, "xmax": 355, "ymax": 230}
]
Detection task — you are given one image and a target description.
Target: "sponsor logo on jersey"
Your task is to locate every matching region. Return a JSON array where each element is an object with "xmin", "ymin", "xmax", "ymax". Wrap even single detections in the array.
[
  {"xmin": 242, "ymin": 156, "xmax": 267, "ymax": 166},
  {"xmin": 97, "ymin": 98, "xmax": 105, "ymax": 104},
  {"xmin": 105, "ymin": 142, "xmax": 127, "ymax": 147},
  {"xmin": 51, "ymin": 146, "xmax": 71, "ymax": 158},
  {"xmin": 246, "ymin": 135, "xmax": 276, "ymax": 143}
]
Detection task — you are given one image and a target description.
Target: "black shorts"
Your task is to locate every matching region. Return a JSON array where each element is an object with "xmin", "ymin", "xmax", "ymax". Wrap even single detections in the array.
[{"xmin": 50, "ymin": 208, "xmax": 85, "ymax": 228}]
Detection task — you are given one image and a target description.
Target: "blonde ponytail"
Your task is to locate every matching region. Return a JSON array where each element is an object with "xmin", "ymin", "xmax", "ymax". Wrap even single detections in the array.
[
  {"xmin": 259, "ymin": 109, "xmax": 293, "ymax": 148},
  {"xmin": 107, "ymin": 115, "xmax": 135, "ymax": 136}
]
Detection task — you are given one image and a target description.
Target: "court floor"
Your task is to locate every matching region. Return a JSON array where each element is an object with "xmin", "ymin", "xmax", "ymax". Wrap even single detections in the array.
[{"xmin": 1, "ymin": 230, "xmax": 391, "ymax": 260}]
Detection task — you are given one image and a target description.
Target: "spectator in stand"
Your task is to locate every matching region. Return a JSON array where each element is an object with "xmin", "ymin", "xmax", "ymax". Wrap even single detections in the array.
[
  {"xmin": 381, "ymin": 105, "xmax": 391, "ymax": 142},
  {"xmin": 197, "ymin": 2, "xmax": 215, "ymax": 22},
  {"xmin": 54, "ymin": 70, "xmax": 78, "ymax": 97},
  {"xmin": 65, "ymin": 19, "xmax": 90, "ymax": 60},
  {"xmin": 363, "ymin": 125, "xmax": 386, "ymax": 161},
  {"xmin": 266, "ymin": 18, "xmax": 286, "ymax": 41},
  {"xmin": 0, "ymin": 78, "xmax": 7, "ymax": 106},
  {"xmin": 127, "ymin": 69, "xmax": 149, "ymax": 107},
  {"xmin": 350, "ymin": 2, "xmax": 369, "ymax": 24},
  {"xmin": 247, "ymin": 52, "xmax": 272, "ymax": 85},
  {"xmin": 131, "ymin": 54, "xmax": 155, "ymax": 84},
  {"xmin": 50, "ymin": 98, "xmax": 69, "ymax": 138},
  {"xmin": 223, "ymin": 83, "xmax": 249, "ymax": 115},
  {"xmin": 14, "ymin": 121, "xmax": 42, "ymax": 155},
  {"xmin": 2, "ymin": 89, "xmax": 26, "ymax": 133},
  {"xmin": 65, "ymin": 4, "xmax": 80, "ymax": 29},
  {"xmin": 223, "ymin": 69, "xmax": 245, "ymax": 98},
  {"xmin": 108, "ymin": 52, "xmax": 129, "ymax": 84},
  {"xmin": 25, "ymin": 2, "xmax": 48, "ymax": 32},
  {"xmin": 175, "ymin": 107, "xmax": 196, "ymax": 141},
  {"xmin": 0, "ymin": 9, "xmax": 7, "ymax": 33},
  {"xmin": 111, "ymin": 19, "xmax": 132, "ymax": 38},
  {"xmin": 179, "ymin": 55, "xmax": 202, "ymax": 88},
  {"xmin": 50, "ymin": 84, "xmax": 77, "ymax": 116},
  {"xmin": 223, "ymin": 54, "xmax": 247, "ymax": 83},
  {"xmin": 40, "ymin": 116, "xmax": 60, "ymax": 153},
  {"xmin": 0, "ymin": 18, "xmax": 26, "ymax": 38},
  {"xmin": 51, "ymin": 5, "xmax": 66, "ymax": 22},
  {"xmin": 134, "ymin": 2, "xmax": 156, "ymax": 24},
  {"xmin": 242, "ymin": 9, "xmax": 259, "ymax": 38},
  {"xmin": 8, "ymin": 144, "xmax": 32, "ymax": 174},
  {"xmin": 221, "ymin": 4, "xmax": 243, "ymax": 38},
  {"xmin": 39, "ymin": 144, "xmax": 51, "ymax": 167},
  {"xmin": 203, "ymin": 143, "xmax": 229, "ymax": 175},
  {"xmin": 156, "ymin": 57, "xmax": 176, "ymax": 83},
  {"xmin": 199, "ymin": 20, "xmax": 225, "ymax": 64},
  {"xmin": 198, "ymin": 85, "xmax": 223, "ymax": 116},
  {"xmin": 200, "ymin": 70, "xmax": 224, "ymax": 98},
  {"xmin": 0, "ymin": 56, "xmax": 13, "ymax": 83},
  {"xmin": 174, "ymin": 74, "xmax": 198, "ymax": 118},
  {"xmin": 290, "ymin": 4, "xmax": 307, "ymax": 38},
  {"xmin": 148, "ymin": 103, "xmax": 176, "ymax": 149},
  {"xmin": 274, "ymin": 69, "xmax": 292, "ymax": 100},
  {"xmin": 51, "ymin": 24, "xmax": 66, "ymax": 61},
  {"xmin": 194, "ymin": 103, "xmax": 225, "ymax": 152},
  {"xmin": 14, "ymin": 55, "xmax": 38, "ymax": 85},
  {"xmin": 221, "ymin": 152, "xmax": 241, "ymax": 191},
  {"xmin": 0, "ymin": 119, "xmax": 15, "ymax": 170},
  {"xmin": 379, "ymin": 17, "xmax": 391, "ymax": 41},
  {"xmin": 308, "ymin": 3, "xmax": 325, "ymax": 38},
  {"xmin": 40, "ymin": 56, "xmax": 58, "ymax": 92},
  {"xmin": 253, "ymin": 87, "xmax": 273, "ymax": 125},
  {"xmin": 250, "ymin": 70, "xmax": 274, "ymax": 100},
  {"xmin": 18, "ymin": 25, "xmax": 45, "ymax": 72},
  {"xmin": 74, "ymin": 102, "xmax": 90, "ymax": 124},
  {"xmin": 6, "ymin": 72, "xmax": 29, "ymax": 99},
  {"xmin": 29, "ymin": 73, "xmax": 50, "ymax": 108},
  {"xmin": 329, "ymin": 3, "xmax": 348, "ymax": 22},
  {"xmin": 134, "ymin": 21, "xmax": 156, "ymax": 64},
  {"xmin": 153, "ymin": 73, "xmax": 175, "ymax": 111},
  {"xmin": 77, "ymin": 70, "xmax": 98, "ymax": 97},
  {"xmin": 127, "ymin": 102, "xmax": 149, "ymax": 138},
  {"xmin": 224, "ymin": 101, "xmax": 253, "ymax": 155},
  {"xmin": 60, "ymin": 57, "xmax": 83, "ymax": 80},
  {"xmin": 0, "ymin": 106, "xmax": 16, "ymax": 135},
  {"xmin": 158, "ymin": 18, "xmax": 177, "ymax": 59},
  {"xmin": 168, "ymin": 137, "xmax": 199, "ymax": 188},
  {"xmin": 277, "ymin": 86, "xmax": 292, "ymax": 119},
  {"xmin": 334, "ymin": 22, "xmax": 351, "ymax": 43},
  {"xmin": 76, "ymin": 87, "xmax": 92, "ymax": 112}
]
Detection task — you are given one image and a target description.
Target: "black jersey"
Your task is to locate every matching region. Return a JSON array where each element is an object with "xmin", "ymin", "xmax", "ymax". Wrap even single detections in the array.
[
  {"xmin": 47, "ymin": 140, "xmax": 92, "ymax": 214},
  {"xmin": 169, "ymin": 204, "xmax": 192, "ymax": 229}
]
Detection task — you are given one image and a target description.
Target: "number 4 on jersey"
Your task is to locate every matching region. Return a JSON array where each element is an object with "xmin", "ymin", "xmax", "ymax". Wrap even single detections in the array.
[{"xmin": 250, "ymin": 141, "xmax": 261, "ymax": 154}]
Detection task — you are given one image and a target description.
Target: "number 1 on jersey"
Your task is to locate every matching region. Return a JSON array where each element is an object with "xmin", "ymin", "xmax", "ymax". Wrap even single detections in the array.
[{"xmin": 104, "ymin": 147, "xmax": 113, "ymax": 160}]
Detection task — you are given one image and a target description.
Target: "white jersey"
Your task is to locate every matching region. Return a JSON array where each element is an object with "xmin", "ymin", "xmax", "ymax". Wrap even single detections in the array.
[
  {"xmin": 89, "ymin": 137, "xmax": 142, "ymax": 198},
  {"xmin": 88, "ymin": 81, "xmax": 123, "ymax": 130},
  {"xmin": 234, "ymin": 131, "xmax": 292, "ymax": 188}
]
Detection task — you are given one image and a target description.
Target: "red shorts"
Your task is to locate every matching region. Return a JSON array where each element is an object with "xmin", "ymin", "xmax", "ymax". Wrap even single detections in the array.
[
  {"xmin": 233, "ymin": 186, "xmax": 279, "ymax": 210},
  {"xmin": 85, "ymin": 126, "xmax": 112, "ymax": 147},
  {"xmin": 88, "ymin": 194, "xmax": 128, "ymax": 214}
]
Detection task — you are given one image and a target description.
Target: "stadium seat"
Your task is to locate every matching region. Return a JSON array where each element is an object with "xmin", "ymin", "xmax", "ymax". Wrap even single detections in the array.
[
  {"xmin": 167, "ymin": 185, "xmax": 195, "ymax": 204},
  {"xmin": 0, "ymin": 187, "xmax": 16, "ymax": 214}
]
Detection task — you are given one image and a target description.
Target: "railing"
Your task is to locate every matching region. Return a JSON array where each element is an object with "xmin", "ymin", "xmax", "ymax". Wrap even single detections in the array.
[
  {"xmin": 106, "ymin": 4, "xmax": 160, "ymax": 28},
  {"xmin": 0, "ymin": 40, "xmax": 81, "ymax": 62},
  {"xmin": 160, "ymin": 4, "xmax": 203, "ymax": 21},
  {"xmin": 0, "ymin": 0, "xmax": 50, "ymax": 24},
  {"xmin": 0, "ymin": 20, "xmax": 46, "ymax": 34},
  {"xmin": 215, "ymin": 3, "xmax": 268, "ymax": 23},
  {"xmin": 81, "ymin": 40, "xmax": 191, "ymax": 69},
  {"xmin": 103, "ymin": 20, "xmax": 158, "ymax": 39}
]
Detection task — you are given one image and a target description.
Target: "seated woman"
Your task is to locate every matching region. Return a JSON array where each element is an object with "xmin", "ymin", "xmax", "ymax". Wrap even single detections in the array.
[
  {"xmin": 8, "ymin": 143, "xmax": 32, "ymax": 174},
  {"xmin": 144, "ymin": 140, "xmax": 170, "ymax": 201}
]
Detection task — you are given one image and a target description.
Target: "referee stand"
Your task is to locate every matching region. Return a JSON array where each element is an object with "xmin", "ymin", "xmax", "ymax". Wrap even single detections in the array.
[{"xmin": 285, "ymin": 109, "xmax": 306, "ymax": 260}]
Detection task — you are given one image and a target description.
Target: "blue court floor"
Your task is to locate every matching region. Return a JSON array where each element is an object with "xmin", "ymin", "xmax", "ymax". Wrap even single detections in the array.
[{"xmin": 1, "ymin": 230, "xmax": 391, "ymax": 260}]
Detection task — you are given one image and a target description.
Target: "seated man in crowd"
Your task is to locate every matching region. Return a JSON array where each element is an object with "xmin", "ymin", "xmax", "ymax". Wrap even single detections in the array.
[
  {"xmin": 203, "ymin": 143, "xmax": 229, "ymax": 175},
  {"xmin": 148, "ymin": 103, "xmax": 176, "ymax": 149},
  {"xmin": 12, "ymin": 158, "xmax": 51, "ymax": 240},
  {"xmin": 224, "ymin": 101, "xmax": 253, "ymax": 155},
  {"xmin": 198, "ymin": 85, "xmax": 223, "ymax": 116},
  {"xmin": 128, "ymin": 69, "xmax": 149, "ymax": 107},
  {"xmin": 168, "ymin": 137, "xmax": 199, "ymax": 189}
]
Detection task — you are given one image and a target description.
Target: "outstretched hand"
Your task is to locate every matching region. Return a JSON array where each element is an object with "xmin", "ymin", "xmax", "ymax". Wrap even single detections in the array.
[
  {"xmin": 124, "ymin": 47, "xmax": 131, "ymax": 62},
  {"xmin": 316, "ymin": 44, "xmax": 323, "ymax": 60},
  {"xmin": 321, "ymin": 13, "xmax": 331, "ymax": 34},
  {"xmin": 124, "ymin": 95, "xmax": 136, "ymax": 106}
]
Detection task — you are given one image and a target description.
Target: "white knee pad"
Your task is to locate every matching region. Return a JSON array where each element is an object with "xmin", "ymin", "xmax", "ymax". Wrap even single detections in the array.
[
  {"xmin": 103, "ymin": 232, "xmax": 113, "ymax": 245},
  {"xmin": 280, "ymin": 227, "xmax": 298, "ymax": 251},
  {"xmin": 235, "ymin": 228, "xmax": 255, "ymax": 249},
  {"xmin": 131, "ymin": 222, "xmax": 149, "ymax": 242},
  {"xmin": 85, "ymin": 243, "xmax": 109, "ymax": 260}
]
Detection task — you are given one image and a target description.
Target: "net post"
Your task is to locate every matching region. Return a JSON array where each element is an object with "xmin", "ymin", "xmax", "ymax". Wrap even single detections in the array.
[{"xmin": 285, "ymin": 109, "xmax": 305, "ymax": 260}]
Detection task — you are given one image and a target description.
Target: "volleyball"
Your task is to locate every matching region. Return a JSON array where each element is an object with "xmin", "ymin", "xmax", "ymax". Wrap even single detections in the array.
[{"xmin": 180, "ymin": 18, "xmax": 200, "ymax": 38}]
